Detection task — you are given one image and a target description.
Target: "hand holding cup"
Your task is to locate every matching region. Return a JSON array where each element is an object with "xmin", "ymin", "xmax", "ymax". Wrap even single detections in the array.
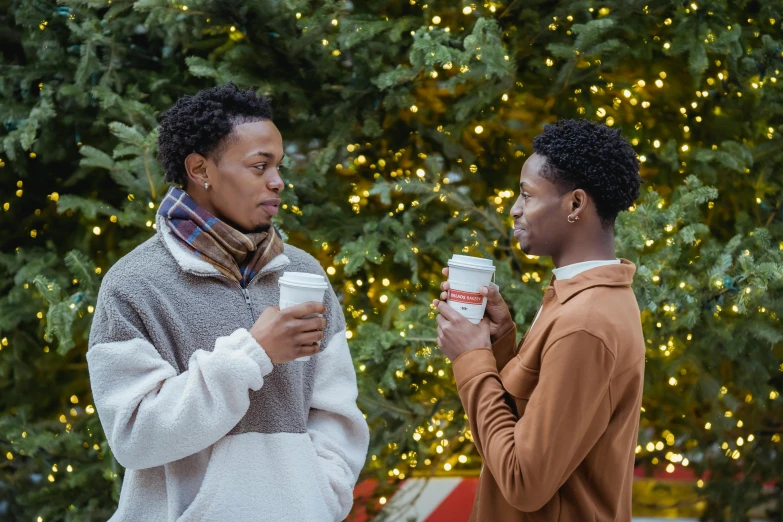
[
  {"xmin": 439, "ymin": 267, "xmax": 514, "ymax": 342},
  {"xmin": 278, "ymin": 272, "xmax": 329, "ymax": 361},
  {"xmin": 250, "ymin": 302, "xmax": 327, "ymax": 364},
  {"xmin": 432, "ymin": 299, "xmax": 492, "ymax": 362}
]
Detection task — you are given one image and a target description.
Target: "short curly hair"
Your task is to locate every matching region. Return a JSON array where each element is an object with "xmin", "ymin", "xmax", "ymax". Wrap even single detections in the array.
[
  {"xmin": 532, "ymin": 119, "xmax": 642, "ymax": 227},
  {"xmin": 157, "ymin": 83, "xmax": 274, "ymax": 185}
]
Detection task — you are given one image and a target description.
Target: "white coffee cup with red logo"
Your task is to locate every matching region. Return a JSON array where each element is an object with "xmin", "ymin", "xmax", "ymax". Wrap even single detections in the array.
[
  {"xmin": 279, "ymin": 272, "xmax": 329, "ymax": 361},
  {"xmin": 446, "ymin": 255, "xmax": 496, "ymax": 324}
]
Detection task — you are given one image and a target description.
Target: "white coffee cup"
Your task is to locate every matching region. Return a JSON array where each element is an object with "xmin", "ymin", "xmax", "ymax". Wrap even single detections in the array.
[
  {"xmin": 446, "ymin": 254, "xmax": 496, "ymax": 324},
  {"xmin": 279, "ymin": 272, "xmax": 329, "ymax": 362}
]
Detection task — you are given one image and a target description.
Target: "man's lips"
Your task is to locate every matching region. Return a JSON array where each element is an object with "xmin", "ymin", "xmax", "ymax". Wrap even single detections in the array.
[
  {"xmin": 513, "ymin": 227, "xmax": 526, "ymax": 238},
  {"xmin": 260, "ymin": 199, "xmax": 281, "ymax": 216}
]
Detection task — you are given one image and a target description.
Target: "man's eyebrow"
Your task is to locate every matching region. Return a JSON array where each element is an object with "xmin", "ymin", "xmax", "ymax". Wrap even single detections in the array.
[{"xmin": 245, "ymin": 150, "xmax": 286, "ymax": 161}]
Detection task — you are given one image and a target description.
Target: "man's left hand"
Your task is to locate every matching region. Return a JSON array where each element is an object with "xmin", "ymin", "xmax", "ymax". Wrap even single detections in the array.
[{"xmin": 433, "ymin": 299, "xmax": 492, "ymax": 362}]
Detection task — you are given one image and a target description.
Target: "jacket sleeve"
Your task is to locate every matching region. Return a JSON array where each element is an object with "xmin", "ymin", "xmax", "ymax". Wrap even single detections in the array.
[
  {"xmin": 490, "ymin": 324, "xmax": 518, "ymax": 372},
  {"xmin": 87, "ymin": 282, "xmax": 273, "ymax": 470},
  {"xmin": 306, "ymin": 284, "xmax": 369, "ymax": 521},
  {"xmin": 452, "ymin": 330, "xmax": 615, "ymax": 512}
]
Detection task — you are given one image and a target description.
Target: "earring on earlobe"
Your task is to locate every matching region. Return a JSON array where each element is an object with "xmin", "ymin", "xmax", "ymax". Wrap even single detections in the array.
[
  {"xmin": 568, "ymin": 215, "xmax": 580, "ymax": 223},
  {"xmin": 204, "ymin": 182, "xmax": 210, "ymax": 190}
]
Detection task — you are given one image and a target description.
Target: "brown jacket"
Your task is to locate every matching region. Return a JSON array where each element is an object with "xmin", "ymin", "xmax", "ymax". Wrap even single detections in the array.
[{"xmin": 452, "ymin": 260, "xmax": 645, "ymax": 521}]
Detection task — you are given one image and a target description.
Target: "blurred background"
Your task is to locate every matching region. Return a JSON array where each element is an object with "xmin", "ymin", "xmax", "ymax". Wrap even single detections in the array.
[{"xmin": 1, "ymin": 0, "xmax": 782, "ymax": 520}]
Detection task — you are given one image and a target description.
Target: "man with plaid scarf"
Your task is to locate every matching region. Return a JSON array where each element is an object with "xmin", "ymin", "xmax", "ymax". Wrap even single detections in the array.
[{"xmin": 87, "ymin": 83, "xmax": 369, "ymax": 522}]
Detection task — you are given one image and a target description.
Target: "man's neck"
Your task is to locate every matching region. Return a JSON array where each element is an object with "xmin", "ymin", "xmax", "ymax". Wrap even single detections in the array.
[{"xmin": 551, "ymin": 232, "xmax": 616, "ymax": 269}]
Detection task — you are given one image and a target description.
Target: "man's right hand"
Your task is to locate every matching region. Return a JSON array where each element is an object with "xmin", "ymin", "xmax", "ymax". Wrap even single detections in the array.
[
  {"xmin": 440, "ymin": 267, "xmax": 514, "ymax": 343},
  {"xmin": 250, "ymin": 302, "xmax": 327, "ymax": 363}
]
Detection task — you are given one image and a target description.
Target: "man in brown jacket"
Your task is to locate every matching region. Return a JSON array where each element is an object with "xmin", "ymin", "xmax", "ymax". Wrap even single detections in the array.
[{"xmin": 434, "ymin": 119, "xmax": 645, "ymax": 521}]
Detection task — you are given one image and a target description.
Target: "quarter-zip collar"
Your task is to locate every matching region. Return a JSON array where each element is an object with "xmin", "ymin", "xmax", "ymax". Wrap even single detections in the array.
[{"xmin": 552, "ymin": 258, "xmax": 636, "ymax": 304}]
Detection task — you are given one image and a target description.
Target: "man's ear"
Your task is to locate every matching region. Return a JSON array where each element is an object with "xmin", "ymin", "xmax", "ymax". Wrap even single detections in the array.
[
  {"xmin": 184, "ymin": 153, "xmax": 209, "ymax": 187},
  {"xmin": 570, "ymin": 188, "xmax": 588, "ymax": 219}
]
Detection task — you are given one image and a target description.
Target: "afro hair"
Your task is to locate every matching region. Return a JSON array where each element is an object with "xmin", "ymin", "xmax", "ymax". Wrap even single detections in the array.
[
  {"xmin": 157, "ymin": 82, "xmax": 273, "ymax": 185},
  {"xmin": 532, "ymin": 119, "xmax": 642, "ymax": 227}
]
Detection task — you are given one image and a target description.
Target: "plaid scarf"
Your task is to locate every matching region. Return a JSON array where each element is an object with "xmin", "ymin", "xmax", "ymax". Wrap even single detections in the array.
[{"xmin": 158, "ymin": 186, "xmax": 284, "ymax": 287}]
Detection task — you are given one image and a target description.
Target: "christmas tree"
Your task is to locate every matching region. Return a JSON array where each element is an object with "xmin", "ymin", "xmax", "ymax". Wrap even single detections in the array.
[{"xmin": 1, "ymin": 0, "xmax": 782, "ymax": 520}]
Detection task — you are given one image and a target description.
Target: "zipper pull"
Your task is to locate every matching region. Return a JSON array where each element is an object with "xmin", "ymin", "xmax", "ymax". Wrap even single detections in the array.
[{"xmin": 242, "ymin": 287, "xmax": 251, "ymax": 306}]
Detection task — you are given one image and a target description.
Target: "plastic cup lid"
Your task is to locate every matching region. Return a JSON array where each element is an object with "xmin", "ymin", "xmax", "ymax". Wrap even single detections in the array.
[
  {"xmin": 448, "ymin": 254, "xmax": 495, "ymax": 272},
  {"xmin": 279, "ymin": 272, "xmax": 329, "ymax": 289}
]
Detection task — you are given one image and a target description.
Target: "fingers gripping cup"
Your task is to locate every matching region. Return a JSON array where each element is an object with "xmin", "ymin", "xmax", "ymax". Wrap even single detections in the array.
[
  {"xmin": 278, "ymin": 272, "xmax": 329, "ymax": 362},
  {"xmin": 446, "ymin": 255, "xmax": 496, "ymax": 324}
]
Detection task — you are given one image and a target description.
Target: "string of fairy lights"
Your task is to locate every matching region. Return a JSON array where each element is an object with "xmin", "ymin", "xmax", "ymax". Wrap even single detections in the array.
[{"xmin": 2, "ymin": 1, "xmax": 782, "ymax": 515}]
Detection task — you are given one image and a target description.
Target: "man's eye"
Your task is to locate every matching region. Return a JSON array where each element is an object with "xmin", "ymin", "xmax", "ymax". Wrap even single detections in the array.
[{"xmin": 254, "ymin": 164, "xmax": 266, "ymax": 170}]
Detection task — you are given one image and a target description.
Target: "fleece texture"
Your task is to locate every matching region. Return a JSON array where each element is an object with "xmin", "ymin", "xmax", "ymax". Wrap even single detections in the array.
[{"xmin": 87, "ymin": 214, "xmax": 369, "ymax": 521}]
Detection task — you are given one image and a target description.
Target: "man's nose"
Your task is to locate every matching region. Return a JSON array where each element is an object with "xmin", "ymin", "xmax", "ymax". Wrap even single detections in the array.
[
  {"xmin": 510, "ymin": 199, "xmax": 523, "ymax": 220},
  {"xmin": 267, "ymin": 169, "xmax": 285, "ymax": 193}
]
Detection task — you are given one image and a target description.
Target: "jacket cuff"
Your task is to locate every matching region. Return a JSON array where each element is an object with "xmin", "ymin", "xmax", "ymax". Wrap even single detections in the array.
[
  {"xmin": 452, "ymin": 348, "xmax": 496, "ymax": 391},
  {"xmin": 228, "ymin": 328, "xmax": 274, "ymax": 377}
]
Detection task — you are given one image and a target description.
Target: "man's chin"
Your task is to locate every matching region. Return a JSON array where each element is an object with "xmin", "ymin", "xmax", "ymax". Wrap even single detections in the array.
[
  {"xmin": 251, "ymin": 223, "xmax": 272, "ymax": 234},
  {"xmin": 228, "ymin": 219, "xmax": 270, "ymax": 234}
]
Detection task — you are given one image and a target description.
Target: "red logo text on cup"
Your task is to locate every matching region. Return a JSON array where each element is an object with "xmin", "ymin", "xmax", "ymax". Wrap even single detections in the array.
[{"xmin": 448, "ymin": 289, "xmax": 483, "ymax": 305}]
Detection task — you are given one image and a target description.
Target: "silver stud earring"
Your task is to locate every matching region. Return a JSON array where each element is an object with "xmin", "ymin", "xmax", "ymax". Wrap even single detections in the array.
[
  {"xmin": 568, "ymin": 215, "xmax": 579, "ymax": 223},
  {"xmin": 204, "ymin": 182, "xmax": 209, "ymax": 189}
]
